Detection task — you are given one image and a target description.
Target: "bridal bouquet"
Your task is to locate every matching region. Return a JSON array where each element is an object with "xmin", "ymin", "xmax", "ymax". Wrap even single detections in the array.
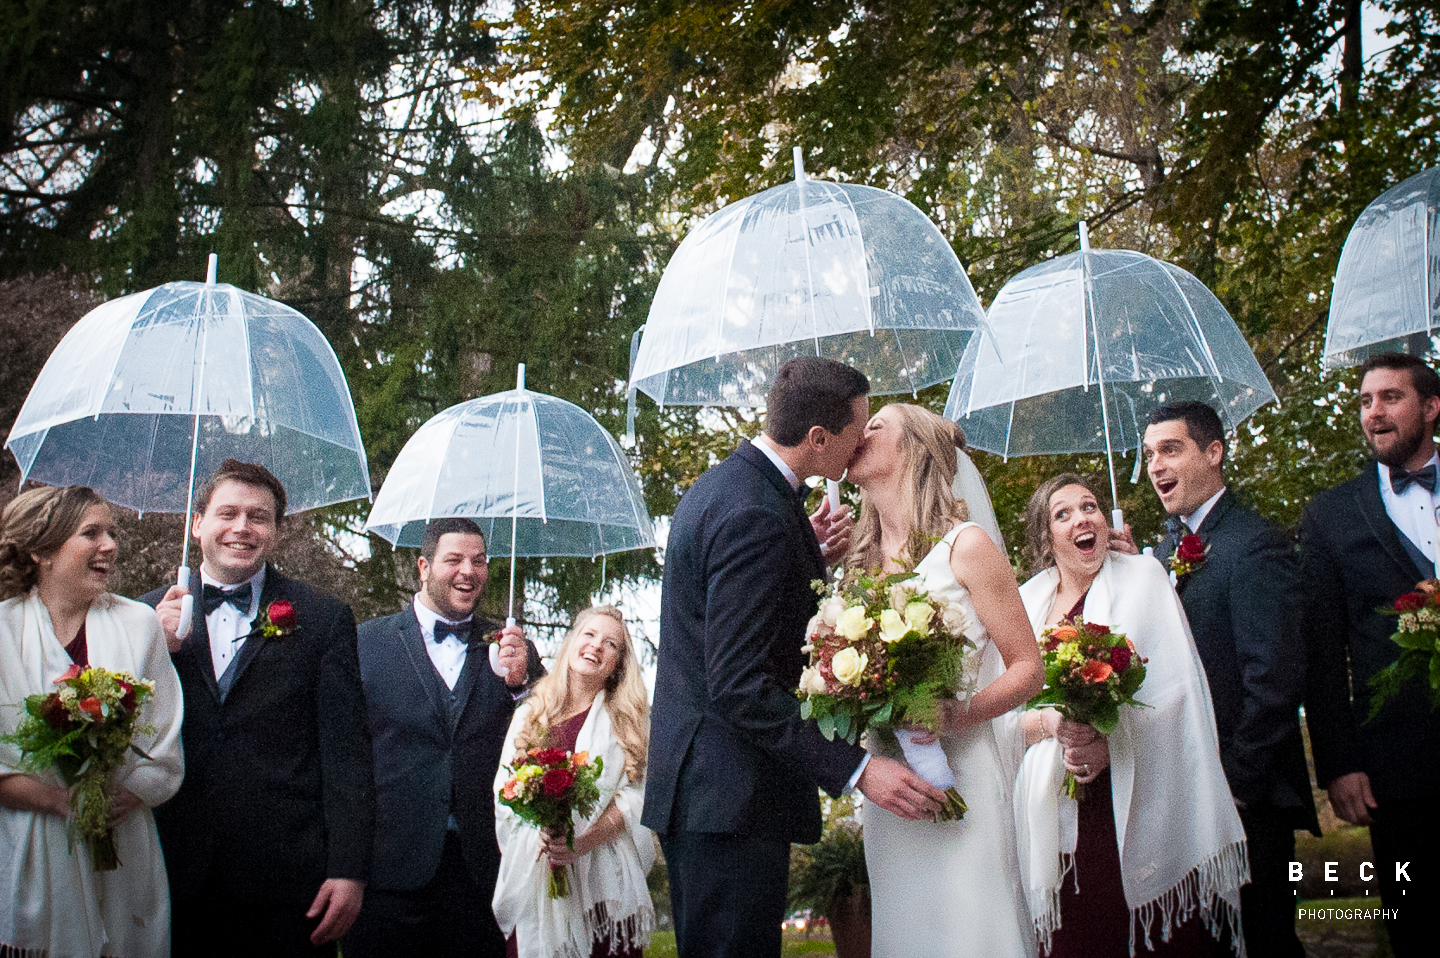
[
  {"xmin": 796, "ymin": 568, "xmax": 975, "ymax": 820},
  {"xmin": 1025, "ymin": 617, "xmax": 1147, "ymax": 799},
  {"xmin": 2, "ymin": 664, "xmax": 156, "ymax": 870},
  {"xmin": 498, "ymin": 747, "xmax": 604, "ymax": 897},
  {"xmin": 1366, "ymin": 586, "xmax": 1440, "ymax": 720}
]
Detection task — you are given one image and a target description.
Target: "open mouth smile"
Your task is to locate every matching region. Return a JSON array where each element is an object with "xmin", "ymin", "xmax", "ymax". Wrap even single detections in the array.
[
  {"xmin": 1073, "ymin": 532, "xmax": 1099, "ymax": 554},
  {"xmin": 1155, "ymin": 478, "xmax": 1179, "ymax": 496}
]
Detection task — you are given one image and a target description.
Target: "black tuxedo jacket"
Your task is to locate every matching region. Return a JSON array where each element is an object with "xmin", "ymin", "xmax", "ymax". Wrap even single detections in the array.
[
  {"xmin": 141, "ymin": 567, "xmax": 375, "ymax": 904},
  {"xmin": 1156, "ymin": 490, "xmax": 1319, "ymax": 832},
  {"xmin": 356, "ymin": 607, "xmax": 543, "ymax": 892},
  {"xmin": 642, "ymin": 442, "xmax": 864, "ymax": 844},
  {"xmin": 1301, "ymin": 462, "xmax": 1440, "ymax": 803}
]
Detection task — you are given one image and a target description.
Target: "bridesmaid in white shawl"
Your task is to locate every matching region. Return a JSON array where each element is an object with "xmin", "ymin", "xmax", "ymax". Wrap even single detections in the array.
[
  {"xmin": 1014, "ymin": 475, "xmax": 1248, "ymax": 958},
  {"xmin": 493, "ymin": 606, "xmax": 655, "ymax": 958},
  {"xmin": 0, "ymin": 485, "xmax": 184, "ymax": 958}
]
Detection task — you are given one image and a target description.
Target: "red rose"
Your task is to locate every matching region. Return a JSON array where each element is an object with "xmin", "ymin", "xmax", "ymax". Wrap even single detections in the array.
[
  {"xmin": 1176, "ymin": 534, "xmax": 1207, "ymax": 563},
  {"xmin": 78, "ymin": 696, "xmax": 104, "ymax": 720},
  {"xmin": 54, "ymin": 663, "xmax": 83, "ymax": 685},
  {"xmin": 267, "ymin": 600, "xmax": 298, "ymax": 630},
  {"xmin": 119, "ymin": 680, "xmax": 138, "ymax": 712},
  {"xmin": 1394, "ymin": 592, "xmax": 1428, "ymax": 612},
  {"xmin": 1086, "ymin": 624, "xmax": 1111, "ymax": 637},
  {"xmin": 39, "ymin": 693, "xmax": 72, "ymax": 731},
  {"xmin": 1110, "ymin": 645, "xmax": 1132, "ymax": 672},
  {"xmin": 528, "ymin": 747, "xmax": 568, "ymax": 767},
  {"xmin": 542, "ymin": 767, "xmax": 576, "ymax": 797}
]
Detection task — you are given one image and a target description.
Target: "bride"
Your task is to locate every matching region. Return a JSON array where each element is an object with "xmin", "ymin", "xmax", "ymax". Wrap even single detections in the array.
[{"xmin": 846, "ymin": 403, "xmax": 1044, "ymax": 958}]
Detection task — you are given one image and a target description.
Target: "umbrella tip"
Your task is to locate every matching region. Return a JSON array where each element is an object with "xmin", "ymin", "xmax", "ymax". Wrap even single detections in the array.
[
  {"xmin": 516, "ymin": 363, "xmax": 526, "ymax": 391},
  {"xmin": 1078, "ymin": 221, "xmax": 1090, "ymax": 252},
  {"xmin": 205, "ymin": 253, "xmax": 218, "ymax": 286},
  {"xmin": 792, "ymin": 146, "xmax": 805, "ymax": 183}
]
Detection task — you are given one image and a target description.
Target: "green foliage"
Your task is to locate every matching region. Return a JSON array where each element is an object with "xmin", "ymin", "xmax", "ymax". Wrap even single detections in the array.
[{"xmin": 789, "ymin": 821, "xmax": 869, "ymax": 918}]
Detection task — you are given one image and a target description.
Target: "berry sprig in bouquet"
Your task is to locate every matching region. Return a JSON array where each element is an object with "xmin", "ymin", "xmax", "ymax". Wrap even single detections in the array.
[
  {"xmin": 3, "ymin": 664, "xmax": 156, "ymax": 870},
  {"xmin": 796, "ymin": 567, "xmax": 975, "ymax": 821},
  {"xmin": 1366, "ymin": 584, "xmax": 1440, "ymax": 720},
  {"xmin": 1025, "ymin": 617, "xmax": 1147, "ymax": 799},
  {"xmin": 498, "ymin": 747, "xmax": 604, "ymax": 897}
]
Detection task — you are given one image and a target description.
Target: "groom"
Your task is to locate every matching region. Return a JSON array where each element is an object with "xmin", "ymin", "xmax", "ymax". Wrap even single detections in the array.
[{"xmin": 644, "ymin": 357, "xmax": 946, "ymax": 958}]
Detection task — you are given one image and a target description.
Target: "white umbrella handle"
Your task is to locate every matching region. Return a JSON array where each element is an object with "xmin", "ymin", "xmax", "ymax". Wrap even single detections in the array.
[
  {"xmin": 827, "ymin": 479, "xmax": 841, "ymax": 513},
  {"xmin": 176, "ymin": 566, "xmax": 194, "ymax": 640},
  {"xmin": 489, "ymin": 615, "xmax": 518, "ymax": 678},
  {"xmin": 1112, "ymin": 508, "xmax": 1125, "ymax": 532}
]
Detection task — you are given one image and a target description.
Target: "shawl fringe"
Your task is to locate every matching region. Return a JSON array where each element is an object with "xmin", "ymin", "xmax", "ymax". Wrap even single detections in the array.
[
  {"xmin": 1128, "ymin": 840, "xmax": 1249, "ymax": 958},
  {"xmin": 1032, "ymin": 850, "xmax": 1075, "ymax": 955}
]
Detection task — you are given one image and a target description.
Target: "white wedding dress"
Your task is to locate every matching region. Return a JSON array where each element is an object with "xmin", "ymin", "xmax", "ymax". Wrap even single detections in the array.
[{"xmin": 861, "ymin": 522, "xmax": 1035, "ymax": 958}]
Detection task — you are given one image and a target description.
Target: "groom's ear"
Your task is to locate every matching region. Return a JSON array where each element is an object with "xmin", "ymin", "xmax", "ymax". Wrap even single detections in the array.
[{"xmin": 1203, "ymin": 439, "xmax": 1225, "ymax": 468}]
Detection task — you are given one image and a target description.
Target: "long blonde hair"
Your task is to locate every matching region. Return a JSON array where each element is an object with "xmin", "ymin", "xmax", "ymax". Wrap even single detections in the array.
[
  {"xmin": 847, "ymin": 404, "xmax": 970, "ymax": 571},
  {"xmin": 513, "ymin": 605, "xmax": 650, "ymax": 783}
]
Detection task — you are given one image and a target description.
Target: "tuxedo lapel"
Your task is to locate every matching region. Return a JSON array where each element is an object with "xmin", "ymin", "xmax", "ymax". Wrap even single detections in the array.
[
  {"xmin": 1354, "ymin": 462, "xmax": 1430, "ymax": 582},
  {"xmin": 183, "ymin": 590, "xmax": 222, "ymax": 704},
  {"xmin": 735, "ymin": 442, "xmax": 826, "ymax": 581},
  {"xmin": 222, "ymin": 566, "xmax": 280, "ymax": 701},
  {"xmin": 1195, "ymin": 490, "xmax": 1234, "ymax": 538},
  {"xmin": 397, "ymin": 609, "xmax": 451, "ymax": 728}
]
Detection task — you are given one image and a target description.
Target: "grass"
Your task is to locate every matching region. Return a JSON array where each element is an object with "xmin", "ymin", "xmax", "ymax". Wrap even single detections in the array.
[
  {"xmin": 1294, "ymin": 896, "xmax": 1395, "ymax": 958},
  {"xmin": 646, "ymin": 930, "xmax": 836, "ymax": 957}
]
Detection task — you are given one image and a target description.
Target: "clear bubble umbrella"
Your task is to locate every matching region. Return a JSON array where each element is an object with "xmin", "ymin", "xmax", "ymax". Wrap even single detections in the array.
[
  {"xmin": 6, "ymin": 254, "xmax": 372, "ymax": 632},
  {"xmin": 628, "ymin": 148, "xmax": 989, "ymax": 413},
  {"xmin": 943, "ymin": 224, "xmax": 1276, "ymax": 528},
  {"xmin": 1324, "ymin": 165, "xmax": 1440, "ymax": 369},
  {"xmin": 365, "ymin": 365, "xmax": 656, "ymax": 627}
]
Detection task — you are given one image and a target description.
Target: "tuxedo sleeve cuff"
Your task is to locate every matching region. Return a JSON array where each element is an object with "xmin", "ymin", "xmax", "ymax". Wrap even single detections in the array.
[{"xmin": 843, "ymin": 754, "xmax": 871, "ymax": 795}]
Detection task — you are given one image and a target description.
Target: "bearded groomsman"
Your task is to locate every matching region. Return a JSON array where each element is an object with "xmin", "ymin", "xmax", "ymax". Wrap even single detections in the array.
[
  {"xmin": 1303, "ymin": 353, "xmax": 1440, "ymax": 956},
  {"xmin": 143, "ymin": 460, "xmax": 375, "ymax": 957},
  {"xmin": 1146, "ymin": 401, "xmax": 1318, "ymax": 958},
  {"xmin": 344, "ymin": 518, "xmax": 543, "ymax": 958}
]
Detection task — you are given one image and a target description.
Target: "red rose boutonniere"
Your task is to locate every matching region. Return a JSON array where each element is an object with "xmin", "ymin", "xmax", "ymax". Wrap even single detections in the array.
[
  {"xmin": 1169, "ymin": 534, "xmax": 1210, "ymax": 579},
  {"xmin": 249, "ymin": 599, "xmax": 299, "ymax": 639}
]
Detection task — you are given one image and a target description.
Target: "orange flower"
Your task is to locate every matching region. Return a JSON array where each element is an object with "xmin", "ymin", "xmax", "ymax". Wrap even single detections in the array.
[
  {"xmin": 501, "ymin": 778, "xmax": 521, "ymax": 801},
  {"xmin": 1080, "ymin": 660, "xmax": 1113, "ymax": 684},
  {"xmin": 78, "ymin": 696, "xmax": 104, "ymax": 719},
  {"xmin": 1049, "ymin": 625, "xmax": 1079, "ymax": 643},
  {"xmin": 570, "ymin": 751, "xmax": 589, "ymax": 768}
]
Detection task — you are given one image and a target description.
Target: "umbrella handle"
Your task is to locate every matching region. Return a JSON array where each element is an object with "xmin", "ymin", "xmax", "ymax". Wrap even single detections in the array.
[
  {"xmin": 827, "ymin": 479, "xmax": 842, "ymax": 513},
  {"xmin": 1112, "ymin": 508, "xmax": 1125, "ymax": 532},
  {"xmin": 176, "ymin": 566, "xmax": 194, "ymax": 640},
  {"xmin": 488, "ymin": 616, "xmax": 518, "ymax": 678}
]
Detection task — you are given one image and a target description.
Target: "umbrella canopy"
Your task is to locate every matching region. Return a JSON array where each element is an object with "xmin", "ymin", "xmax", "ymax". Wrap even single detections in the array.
[
  {"xmin": 1324, "ymin": 165, "xmax": 1440, "ymax": 369},
  {"xmin": 6, "ymin": 268, "xmax": 371, "ymax": 516},
  {"xmin": 364, "ymin": 373, "xmax": 655, "ymax": 559},
  {"xmin": 629, "ymin": 149, "xmax": 989, "ymax": 409},
  {"xmin": 944, "ymin": 227, "xmax": 1275, "ymax": 515}
]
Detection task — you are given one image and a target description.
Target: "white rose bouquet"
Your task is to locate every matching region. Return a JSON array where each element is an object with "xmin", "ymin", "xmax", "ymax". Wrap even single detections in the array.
[{"xmin": 797, "ymin": 566, "xmax": 975, "ymax": 820}]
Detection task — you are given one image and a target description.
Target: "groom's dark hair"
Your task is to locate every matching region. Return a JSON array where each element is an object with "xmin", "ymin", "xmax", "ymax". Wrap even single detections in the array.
[
  {"xmin": 1148, "ymin": 401, "xmax": 1225, "ymax": 461},
  {"xmin": 764, "ymin": 358, "xmax": 870, "ymax": 447},
  {"xmin": 1358, "ymin": 353, "xmax": 1440, "ymax": 407}
]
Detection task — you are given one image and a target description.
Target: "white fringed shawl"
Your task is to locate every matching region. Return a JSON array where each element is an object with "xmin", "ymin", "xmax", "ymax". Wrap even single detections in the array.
[
  {"xmin": 1015, "ymin": 552, "xmax": 1249, "ymax": 957},
  {"xmin": 493, "ymin": 693, "xmax": 656, "ymax": 958},
  {"xmin": 0, "ymin": 591, "xmax": 185, "ymax": 958}
]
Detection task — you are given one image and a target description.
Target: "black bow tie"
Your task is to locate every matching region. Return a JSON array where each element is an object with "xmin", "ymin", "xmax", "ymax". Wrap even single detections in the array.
[
  {"xmin": 433, "ymin": 620, "xmax": 472, "ymax": 644},
  {"xmin": 202, "ymin": 582, "xmax": 253, "ymax": 615},
  {"xmin": 1390, "ymin": 463, "xmax": 1438, "ymax": 495},
  {"xmin": 1165, "ymin": 516, "xmax": 1190, "ymax": 541}
]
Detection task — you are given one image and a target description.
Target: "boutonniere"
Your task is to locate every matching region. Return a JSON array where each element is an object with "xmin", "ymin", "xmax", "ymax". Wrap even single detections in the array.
[
  {"xmin": 248, "ymin": 599, "xmax": 299, "ymax": 639},
  {"xmin": 1169, "ymin": 534, "xmax": 1210, "ymax": 579}
]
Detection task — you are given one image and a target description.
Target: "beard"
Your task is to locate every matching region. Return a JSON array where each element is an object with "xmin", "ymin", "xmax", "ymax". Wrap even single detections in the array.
[{"xmin": 1368, "ymin": 418, "xmax": 1429, "ymax": 468}]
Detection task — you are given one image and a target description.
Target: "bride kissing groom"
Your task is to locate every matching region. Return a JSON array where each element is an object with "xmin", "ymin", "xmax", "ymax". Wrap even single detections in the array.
[{"xmin": 643, "ymin": 357, "xmax": 1045, "ymax": 958}]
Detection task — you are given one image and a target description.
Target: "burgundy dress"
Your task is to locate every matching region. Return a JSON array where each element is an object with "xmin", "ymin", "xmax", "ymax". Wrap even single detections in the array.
[
  {"xmin": 506, "ymin": 707, "xmax": 642, "ymax": 958},
  {"xmin": 65, "ymin": 622, "xmax": 89, "ymax": 668},
  {"xmin": 1047, "ymin": 598, "xmax": 1214, "ymax": 958}
]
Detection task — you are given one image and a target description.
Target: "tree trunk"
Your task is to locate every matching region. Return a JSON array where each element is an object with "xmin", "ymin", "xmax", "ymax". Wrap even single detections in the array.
[{"xmin": 826, "ymin": 893, "xmax": 872, "ymax": 958}]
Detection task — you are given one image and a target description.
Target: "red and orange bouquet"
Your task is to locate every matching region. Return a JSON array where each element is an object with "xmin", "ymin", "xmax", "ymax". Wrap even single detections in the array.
[
  {"xmin": 2, "ymin": 664, "xmax": 156, "ymax": 869},
  {"xmin": 1366, "ymin": 586, "xmax": 1440, "ymax": 720},
  {"xmin": 1026, "ymin": 617, "xmax": 1147, "ymax": 798},
  {"xmin": 498, "ymin": 746, "xmax": 604, "ymax": 897}
]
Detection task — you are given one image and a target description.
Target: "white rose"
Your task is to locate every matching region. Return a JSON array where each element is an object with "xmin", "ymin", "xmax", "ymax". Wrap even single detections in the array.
[
  {"xmin": 888, "ymin": 580, "xmax": 918, "ymax": 612},
  {"xmin": 904, "ymin": 600, "xmax": 933, "ymax": 637},
  {"xmin": 820, "ymin": 596, "xmax": 846, "ymax": 628},
  {"xmin": 831, "ymin": 647, "xmax": 869, "ymax": 686},
  {"xmin": 878, "ymin": 608, "xmax": 910, "ymax": 643},
  {"xmin": 799, "ymin": 666, "xmax": 828, "ymax": 696},
  {"xmin": 942, "ymin": 604, "xmax": 968, "ymax": 636},
  {"xmin": 835, "ymin": 605, "xmax": 874, "ymax": 641}
]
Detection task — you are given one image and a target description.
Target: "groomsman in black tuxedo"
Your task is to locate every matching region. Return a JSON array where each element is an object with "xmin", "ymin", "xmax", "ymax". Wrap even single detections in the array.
[
  {"xmin": 644, "ymin": 358, "xmax": 946, "ymax": 958},
  {"xmin": 1146, "ymin": 402, "xmax": 1318, "ymax": 958},
  {"xmin": 344, "ymin": 518, "xmax": 542, "ymax": 958},
  {"xmin": 143, "ymin": 460, "xmax": 375, "ymax": 957},
  {"xmin": 1303, "ymin": 353, "xmax": 1440, "ymax": 956}
]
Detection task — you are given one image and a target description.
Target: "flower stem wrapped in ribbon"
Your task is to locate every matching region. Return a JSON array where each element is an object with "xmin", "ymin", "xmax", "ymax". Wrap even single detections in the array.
[
  {"xmin": 2, "ymin": 665, "xmax": 156, "ymax": 870},
  {"xmin": 1366, "ymin": 583, "xmax": 1440, "ymax": 720},
  {"xmin": 796, "ymin": 567, "xmax": 975, "ymax": 821},
  {"xmin": 1025, "ymin": 617, "xmax": 1148, "ymax": 800},
  {"xmin": 498, "ymin": 747, "xmax": 604, "ymax": 897}
]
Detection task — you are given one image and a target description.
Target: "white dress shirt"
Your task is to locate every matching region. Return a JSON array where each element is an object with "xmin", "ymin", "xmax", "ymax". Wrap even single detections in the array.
[
  {"xmin": 200, "ymin": 565, "xmax": 265, "ymax": 682},
  {"xmin": 1379, "ymin": 452, "xmax": 1440, "ymax": 577},
  {"xmin": 1182, "ymin": 486, "xmax": 1227, "ymax": 534},
  {"xmin": 413, "ymin": 596, "xmax": 472, "ymax": 690}
]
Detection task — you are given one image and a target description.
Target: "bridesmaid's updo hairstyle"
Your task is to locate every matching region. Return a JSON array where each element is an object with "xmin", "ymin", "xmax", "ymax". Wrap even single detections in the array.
[
  {"xmin": 849, "ymin": 403, "xmax": 970, "ymax": 571},
  {"xmin": 1023, "ymin": 473, "xmax": 1107, "ymax": 575},
  {"xmin": 0, "ymin": 485, "xmax": 106, "ymax": 600}
]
